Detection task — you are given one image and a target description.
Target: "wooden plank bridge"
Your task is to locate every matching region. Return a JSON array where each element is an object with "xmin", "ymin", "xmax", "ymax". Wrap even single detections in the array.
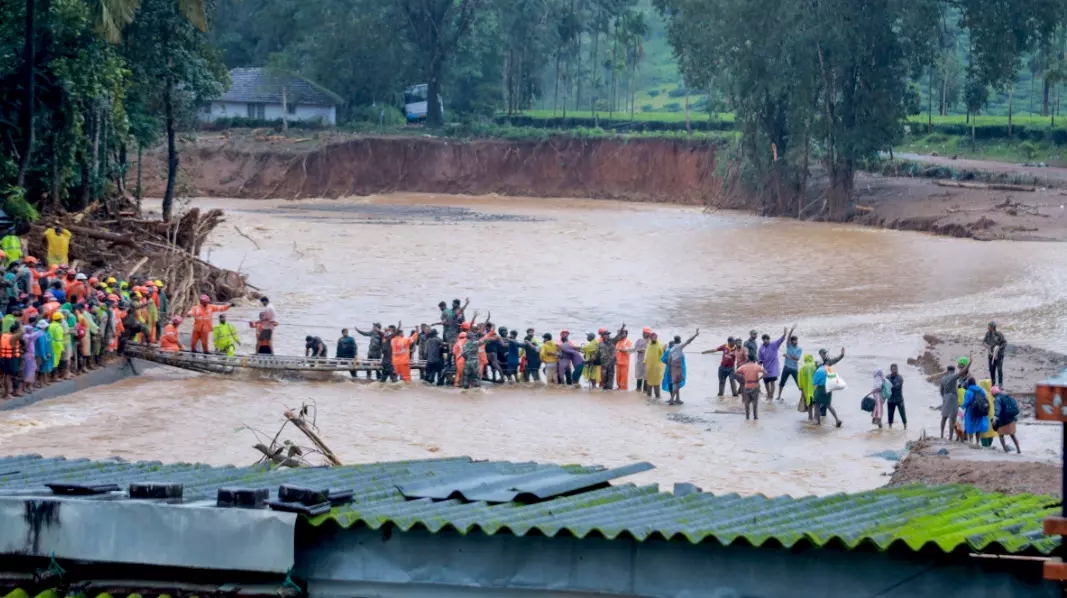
[{"xmin": 123, "ymin": 343, "xmax": 427, "ymax": 375}]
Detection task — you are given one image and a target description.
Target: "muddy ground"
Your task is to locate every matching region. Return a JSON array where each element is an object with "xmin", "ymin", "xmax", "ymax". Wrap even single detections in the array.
[
  {"xmin": 891, "ymin": 333, "xmax": 1067, "ymax": 496},
  {"xmin": 854, "ymin": 172, "xmax": 1067, "ymax": 242},
  {"xmin": 889, "ymin": 438, "xmax": 1062, "ymax": 498},
  {"xmin": 907, "ymin": 333, "xmax": 1067, "ymax": 397}
]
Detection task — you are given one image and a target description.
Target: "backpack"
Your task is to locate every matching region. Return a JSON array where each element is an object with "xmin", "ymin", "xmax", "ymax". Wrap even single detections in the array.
[
  {"xmin": 999, "ymin": 394, "xmax": 1019, "ymax": 420},
  {"xmin": 971, "ymin": 389, "xmax": 989, "ymax": 415},
  {"xmin": 881, "ymin": 379, "xmax": 892, "ymax": 399}
]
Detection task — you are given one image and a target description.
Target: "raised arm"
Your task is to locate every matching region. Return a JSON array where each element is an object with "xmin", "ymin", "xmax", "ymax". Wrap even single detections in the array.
[
  {"xmin": 826, "ymin": 348, "xmax": 846, "ymax": 366},
  {"xmin": 680, "ymin": 328, "xmax": 700, "ymax": 350}
]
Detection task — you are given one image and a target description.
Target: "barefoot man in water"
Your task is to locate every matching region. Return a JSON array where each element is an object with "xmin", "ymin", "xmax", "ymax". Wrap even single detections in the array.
[
  {"xmin": 736, "ymin": 358, "xmax": 765, "ymax": 420},
  {"xmin": 665, "ymin": 329, "xmax": 698, "ymax": 405}
]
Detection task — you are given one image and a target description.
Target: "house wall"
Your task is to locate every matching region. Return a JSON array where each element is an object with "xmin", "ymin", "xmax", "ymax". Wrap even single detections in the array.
[
  {"xmin": 296, "ymin": 527, "xmax": 1057, "ymax": 598},
  {"xmin": 198, "ymin": 101, "xmax": 336, "ymax": 125}
]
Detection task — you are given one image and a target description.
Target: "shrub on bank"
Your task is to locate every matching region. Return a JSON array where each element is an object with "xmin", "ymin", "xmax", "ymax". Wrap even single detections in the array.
[{"xmin": 201, "ymin": 117, "xmax": 328, "ymax": 131}]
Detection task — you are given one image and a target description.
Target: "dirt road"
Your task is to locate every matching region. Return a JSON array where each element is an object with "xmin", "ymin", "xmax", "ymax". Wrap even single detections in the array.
[{"xmin": 892, "ymin": 151, "xmax": 1067, "ymax": 187}]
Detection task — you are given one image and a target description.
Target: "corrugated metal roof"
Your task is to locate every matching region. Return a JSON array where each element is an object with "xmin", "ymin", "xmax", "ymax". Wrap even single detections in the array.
[
  {"xmin": 396, "ymin": 462, "xmax": 654, "ymax": 503},
  {"xmin": 0, "ymin": 455, "xmax": 1059, "ymax": 556},
  {"xmin": 217, "ymin": 68, "xmax": 342, "ymax": 106}
]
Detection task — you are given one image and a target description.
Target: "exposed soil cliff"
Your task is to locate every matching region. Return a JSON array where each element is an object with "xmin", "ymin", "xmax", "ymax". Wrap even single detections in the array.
[{"xmin": 135, "ymin": 136, "xmax": 720, "ymax": 204}]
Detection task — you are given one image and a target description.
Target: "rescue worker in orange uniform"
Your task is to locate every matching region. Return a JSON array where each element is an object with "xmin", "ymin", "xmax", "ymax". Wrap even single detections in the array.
[
  {"xmin": 615, "ymin": 329, "xmax": 634, "ymax": 391},
  {"xmin": 41, "ymin": 292, "xmax": 60, "ymax": 320},
  {"xmin": 391, "ymin": 329, "xmax": 419, "ymax": 382},
  {"xmin": 161, "ymin": 316, "xmax": 184, "ymax": 352},
  {"xmin": 1, "ymin": 320, "xmax": 24, "ymax": 398},
  {"xmin": 186, "ymin": 294, "xmax": 230, "ymax": 353},
  {"xmin": 453, "ymin": 332, "xmax": 467, "ymax": 387}
]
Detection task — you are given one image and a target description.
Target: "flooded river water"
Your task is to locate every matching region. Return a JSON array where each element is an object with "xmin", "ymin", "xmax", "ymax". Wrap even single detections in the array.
[{"xmin": 2, "ymin": 194, "xmax": 1067, "ymax": 497}]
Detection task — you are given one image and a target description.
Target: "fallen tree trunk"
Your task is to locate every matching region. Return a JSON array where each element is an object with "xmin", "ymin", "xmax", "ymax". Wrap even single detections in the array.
[{"xmin": 254, "ymin": 443, "xmax": 304, "ymax": 468}]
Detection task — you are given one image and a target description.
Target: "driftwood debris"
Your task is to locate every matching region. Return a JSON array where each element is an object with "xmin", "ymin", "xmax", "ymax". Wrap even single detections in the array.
[
  {"xmin": 247, "ymin": 403, "xmax": 341, "ymax": 468},
  {"xmin": 285, "ymin": 408, "xmax": 343, "ymax": 466},
  {"xmin": 934, "ymin": 180, "xmax": 1036, "ymax": 192},
  {"xmin": 28, "ymin": 205, "xmax": 248, "ymax": 316}
]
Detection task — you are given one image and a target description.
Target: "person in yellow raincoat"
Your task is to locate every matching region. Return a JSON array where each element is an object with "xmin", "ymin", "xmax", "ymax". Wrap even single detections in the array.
[
  {"xmin": 643, "ymin": 332, "xmax": 666, "ymax": 399},
  {"xmin": 47, "ymin": 312, "xmax": 65, "ymax": 373},
  {"xmin": 797, "ymin": 354, "xmax": 817, "ymax": 420},
  {"xmin": 145, "ymin": 292, "xmax": 159, "ymax": 344},
  {"xmin": 43, "ymin": 226, "xmax": 71, "ymax": 266},
  {"xmin": 581, "ymin": 333, "xmax": 600, "ymax": 388},
  {"xmin": 212, "ymin": 313, "xmax": 241, "ymax": 355}
]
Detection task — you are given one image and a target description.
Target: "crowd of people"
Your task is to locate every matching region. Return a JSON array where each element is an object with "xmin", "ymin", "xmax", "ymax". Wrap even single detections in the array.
[
  {"xmin": 0, "ymin": 225, "xmax": 178, "ymax": 400},
  {"xmin": 143, "ymin": 288, "xmax": 1024, "ymax": 451}
]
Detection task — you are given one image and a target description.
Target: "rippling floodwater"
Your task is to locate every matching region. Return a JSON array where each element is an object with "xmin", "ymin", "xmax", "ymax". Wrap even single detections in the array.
[{"xmin": 3, "ymin": 194, "xmax": 1066, "ymax": 497}]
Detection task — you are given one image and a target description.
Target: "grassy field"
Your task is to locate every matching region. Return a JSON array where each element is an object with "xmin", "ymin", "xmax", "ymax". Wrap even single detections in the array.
[
  {"xmin": 514, "ymin": 109, "xmax": 734, "ymax": 123},
  {"xmin": 905, "ymin": 114, "xmax": 1067, "ymax": 128},
  {"xmin": 897, "ymin": 133, "xmax": 1067, "ymax": 166},
  {"xmin": 516, "ymin": 110, "xmax": 1066, "ymax": 128}
]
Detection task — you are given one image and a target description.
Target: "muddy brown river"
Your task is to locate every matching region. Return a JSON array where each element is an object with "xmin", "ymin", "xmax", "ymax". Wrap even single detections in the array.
[{"xmin": 2, "ymin": 194, "xmax": 1066, "ymax": 496}]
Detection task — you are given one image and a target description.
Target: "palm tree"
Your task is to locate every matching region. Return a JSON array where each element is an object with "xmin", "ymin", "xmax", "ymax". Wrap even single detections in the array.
[
  {"xmin": 14, "ymin": 0, "xmax": 206, "ymax": 198},
  {"xmin": 95, "ymin": 0, "xmax": 206, "ymax": 42}
]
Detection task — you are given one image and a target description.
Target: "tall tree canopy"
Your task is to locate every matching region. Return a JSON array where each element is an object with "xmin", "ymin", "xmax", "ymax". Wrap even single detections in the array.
[{"xmin": 656, "ymin": 0, "xmax": 1066, "ymax": 217}]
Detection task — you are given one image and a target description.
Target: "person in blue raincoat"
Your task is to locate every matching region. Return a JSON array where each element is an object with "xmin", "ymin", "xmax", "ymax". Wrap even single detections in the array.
[
  {"xmin": 962, "ymin": 377, "xmax": 990, "ymax": 445},
  {"xmin": 661, "ymin": 348, "xmax": 685, "ymax": 395},
  {"xmin": 34, "ymin": 319, "xmax": 55, "ymax": 385}
]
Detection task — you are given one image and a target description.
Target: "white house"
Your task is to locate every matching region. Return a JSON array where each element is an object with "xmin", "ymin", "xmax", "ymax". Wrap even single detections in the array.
[{"xmin": 200, "ymin": 68, "xmax": 342, "ymax": 125}]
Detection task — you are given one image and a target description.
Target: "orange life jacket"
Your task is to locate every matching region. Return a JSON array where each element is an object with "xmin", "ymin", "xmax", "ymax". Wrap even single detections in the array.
[
  {"xmin": 160, "ymin": 324, "xmax": 181, "ymax": 351},
  {"xmin": 1, "ymin": 333, "xmax": 20, "ymax": 358}
]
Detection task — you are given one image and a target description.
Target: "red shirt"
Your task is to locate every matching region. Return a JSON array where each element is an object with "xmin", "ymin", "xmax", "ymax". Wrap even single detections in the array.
[{"xmin": 716, "ymin": 344, "xmax": 736, "ymax": 368}]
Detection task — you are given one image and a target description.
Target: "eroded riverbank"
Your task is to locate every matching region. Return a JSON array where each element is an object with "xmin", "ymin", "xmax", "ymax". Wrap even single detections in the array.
[{"xmin": 2, "ymin": 194, "xmax": 1066, "ymax": 496}]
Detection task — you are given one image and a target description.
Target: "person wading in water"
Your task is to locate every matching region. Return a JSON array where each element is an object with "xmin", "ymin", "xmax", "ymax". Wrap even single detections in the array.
[{"xmin": 662, "ymin": 329, "xmax": 697, "ymax": 404}]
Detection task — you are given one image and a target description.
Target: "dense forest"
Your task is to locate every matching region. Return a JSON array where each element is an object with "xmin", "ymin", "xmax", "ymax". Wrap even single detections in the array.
[{"xmin": 2, "ymin": 0, "xmax": 1067, "ymax": 221}]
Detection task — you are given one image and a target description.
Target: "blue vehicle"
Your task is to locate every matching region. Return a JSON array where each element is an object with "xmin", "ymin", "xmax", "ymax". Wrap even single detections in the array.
[{"xmin": 404, "ymin": 84, "xmax": 443, "ymax": 122}]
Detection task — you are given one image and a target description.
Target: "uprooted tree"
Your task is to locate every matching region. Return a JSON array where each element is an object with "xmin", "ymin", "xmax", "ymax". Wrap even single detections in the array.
[{"xmin": 655, "ymin": 0, "xmax": 1064, "ymax": 219}]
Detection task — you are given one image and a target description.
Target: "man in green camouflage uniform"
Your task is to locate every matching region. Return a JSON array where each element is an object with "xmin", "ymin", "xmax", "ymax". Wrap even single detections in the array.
[{"xmin": 596, "ymin": 324, "xmax": 626, "ymax": 390}]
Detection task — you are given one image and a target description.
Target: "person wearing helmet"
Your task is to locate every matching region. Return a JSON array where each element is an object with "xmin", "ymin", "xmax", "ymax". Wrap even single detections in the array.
[
  {"xmin": 160, "ymin": 316, "xmax": 184, "ymax": 352},
  {"xmin": 33, "ymin": 319, "xmax": 55, "ymax": 387},
  {"xmin": 983, "ymin": 321, "xmax": 1007, "ymax": 387},
  {"xmin": 187, "ymin": 294, "xmax": 230, "ymax": 353},
  {"xmin": 47, "ymin": 312, "xmax": 65, "ymax": 377},
  {"xmin": 72, "ymin": 273, "xmax": 89, "ymax": 303}
]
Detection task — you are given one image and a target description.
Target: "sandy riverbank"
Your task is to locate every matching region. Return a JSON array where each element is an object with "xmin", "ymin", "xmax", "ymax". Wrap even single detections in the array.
[{"xmin": 888, "ymin": 333, "xmax": 1067, "ymax": 495}]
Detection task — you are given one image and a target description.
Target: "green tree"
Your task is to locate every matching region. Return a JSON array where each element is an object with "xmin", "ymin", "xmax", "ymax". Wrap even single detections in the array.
[
  {"xmin": 123, "ymin": 0, "xmax": 225, "ymax": 220},
  {"xmin": 657, "ymin": 0, "xmax": 1062, "ymax": 218},
  {"xmin": 394, "ymin": 0, "xmax": 480, "ymax": 127}
]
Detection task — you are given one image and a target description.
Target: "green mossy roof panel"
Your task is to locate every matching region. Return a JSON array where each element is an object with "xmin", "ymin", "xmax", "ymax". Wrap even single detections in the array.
[{"xmin": 0, "ymin": 454, "xmax": 1059, "ymax": 556}]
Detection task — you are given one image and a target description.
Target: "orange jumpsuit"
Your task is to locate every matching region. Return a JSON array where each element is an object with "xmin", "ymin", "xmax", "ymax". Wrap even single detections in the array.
[
  {"xmin": 110, "ymin": 308, "xmax": 125, "ymax": 351},
  {"xmin": 65, "ymin": 280, "xmax": 86, "ymax": 302},
  {"xmin": 616, "ymin": 338, "xmax": 633, "ymax": 390},
  {"xmin": 42, "ymin": 301, "xmax": 60, "ymax": 320},
  {"xmin": 188, "ymin": 303, "xmax": 229, "ymax": 352},
  {"xmin": 453, "ymin": 341, "xmax": 464, "ymax": 387},
  {"xmin": 391, "ymin": 333, "xmax": 417, "ymax": 382},
  {"xmin": 160, "ymin": 324, "xmax": 182, "ymax": 352},
  {"xmin": 30, "ymin": 270, "xmax": 41, "ymax": 299}
]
